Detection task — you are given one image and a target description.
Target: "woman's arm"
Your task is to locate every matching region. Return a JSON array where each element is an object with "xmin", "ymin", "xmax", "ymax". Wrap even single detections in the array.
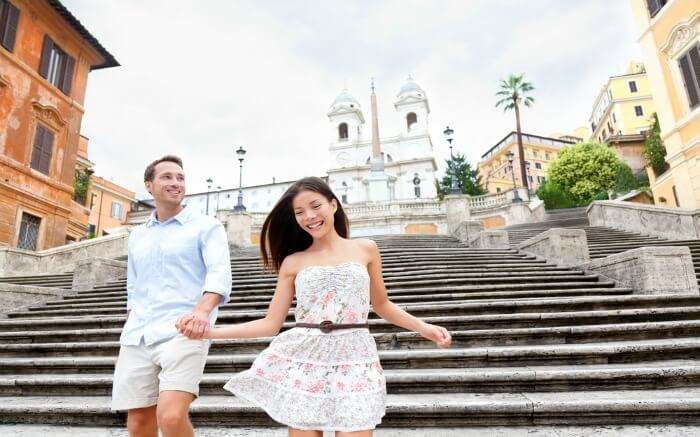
[
  {"xmin": 177, "ymin": 256, "xmax": 297, "ymax": 340},
  {"xmin": 363, "ymin": 239, "xmax": 452, "ymax": 348}
]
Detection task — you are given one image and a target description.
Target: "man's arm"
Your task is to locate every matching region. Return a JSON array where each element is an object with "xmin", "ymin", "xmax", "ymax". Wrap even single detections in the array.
[{"xmin": 179, "ymin": 221, "xmax": 232, "ymax": 339}]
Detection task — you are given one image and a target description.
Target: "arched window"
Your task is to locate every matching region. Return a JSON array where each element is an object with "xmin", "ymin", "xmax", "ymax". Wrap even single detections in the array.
[
  {"xmin": 338, "ymin": 123, "xmax": 348, "ymax": 140},
  {"xmin": 406, "ymin": 112, "xmax": 417, "ymax": 131}
]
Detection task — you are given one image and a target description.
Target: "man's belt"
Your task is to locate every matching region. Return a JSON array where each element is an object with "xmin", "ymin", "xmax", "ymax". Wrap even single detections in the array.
[{"xmin": 295, "ymin": 320, "xmax": 369, "ymax": 334}]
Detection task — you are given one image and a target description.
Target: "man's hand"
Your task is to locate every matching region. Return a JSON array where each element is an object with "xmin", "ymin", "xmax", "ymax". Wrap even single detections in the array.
[{"xmin": 176, "ymin": 310, "xmax": 210, "ymax": 339}]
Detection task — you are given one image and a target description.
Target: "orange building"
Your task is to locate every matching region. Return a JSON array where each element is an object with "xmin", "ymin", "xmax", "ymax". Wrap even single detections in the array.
[
  {"xmin": 0, "ymin": 0, "xmax": 118, "ymax": 250},
  {"xmin": 86, "ymin": 174, "xmax": 135, "ymax": 237}
]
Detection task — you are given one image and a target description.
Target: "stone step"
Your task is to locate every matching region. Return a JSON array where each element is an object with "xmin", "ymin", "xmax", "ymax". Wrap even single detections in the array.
[
  {"xmin": 3, "ymin": 389, "xmax": 700, "ymax": 426},
  {"xmin": 2, "ymin": 338, "xmax": 699, "ymax": 374},
  {"xmin": 4, "ymin": 307, "xmax": 699, "ymax": 344},
  {"xmin": 3, "ymin": 320, "xmax": 700, "ymax": 358},
  {"xmin": 3, "ymin": 361, "xmax": 700, "ymax": 396},
  {"xmin": 2, "ymin": 293, "xmax": 688, "ymax": 332},
  {"xmin": 9, "ymin": 287, "xmax": 630, "ymax": 318}
]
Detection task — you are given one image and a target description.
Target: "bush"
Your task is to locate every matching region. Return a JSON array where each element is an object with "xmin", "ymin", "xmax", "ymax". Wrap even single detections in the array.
[
  {"xmin": 643, "ymin": 113, "xmax": 667, "ymax": 176},
  {"xmin": 536, "ymin": 181, "xmax": 578, "ymax": 210}
]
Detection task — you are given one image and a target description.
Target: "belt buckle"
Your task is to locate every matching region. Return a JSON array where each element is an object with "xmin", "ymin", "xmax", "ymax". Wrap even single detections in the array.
[{"xmin": 319, "ymin": 320, "xmax": 333, "ymax": 334}]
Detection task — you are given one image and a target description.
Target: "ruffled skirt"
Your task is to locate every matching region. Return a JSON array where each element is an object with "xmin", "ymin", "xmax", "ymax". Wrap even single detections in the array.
[{"xmin": 223, "ymin": 327, "xmax": 386, "ymax": 431}]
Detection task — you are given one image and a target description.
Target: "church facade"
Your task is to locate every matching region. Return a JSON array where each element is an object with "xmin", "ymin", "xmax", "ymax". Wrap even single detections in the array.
[{"xmin": 326, "ymin": 77, "xmax": 439, "ymax": 204}]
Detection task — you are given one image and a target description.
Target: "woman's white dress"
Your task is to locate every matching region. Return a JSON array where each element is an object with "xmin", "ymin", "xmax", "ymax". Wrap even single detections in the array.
[{"xmin": 223, "ymin": 261, "xmax": 387, "ymax": 431}]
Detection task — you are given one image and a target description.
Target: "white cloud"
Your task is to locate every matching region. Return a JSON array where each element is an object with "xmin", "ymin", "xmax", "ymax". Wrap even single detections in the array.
[{"xmin": 63, "ymin": 0, "xmax": 642, "ymax": 198}]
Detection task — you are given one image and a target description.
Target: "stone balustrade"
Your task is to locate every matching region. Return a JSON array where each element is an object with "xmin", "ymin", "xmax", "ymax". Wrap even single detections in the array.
[{"xmin": 587, "ymin": 200, "xmax": 700, "ymax": 240}]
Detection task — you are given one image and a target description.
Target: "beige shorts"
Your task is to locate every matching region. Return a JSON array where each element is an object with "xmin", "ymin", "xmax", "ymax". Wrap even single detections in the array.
[{"xmin": 110, "ymin": 334, "xmax": 210, "ymax": 410}]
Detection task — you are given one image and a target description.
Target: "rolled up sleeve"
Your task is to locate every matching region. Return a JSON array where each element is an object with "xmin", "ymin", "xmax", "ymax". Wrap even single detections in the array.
[{"xmin": 201, "ymin": 221, "xmax": 232, "ymax": 305}]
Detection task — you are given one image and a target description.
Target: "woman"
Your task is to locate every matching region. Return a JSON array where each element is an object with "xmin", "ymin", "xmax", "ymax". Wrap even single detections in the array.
[{"xmin": 178, "ymin": 176, "xmax": 451, "ymax": 436}]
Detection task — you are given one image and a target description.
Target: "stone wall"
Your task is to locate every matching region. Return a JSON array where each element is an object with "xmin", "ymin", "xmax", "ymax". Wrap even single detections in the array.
[
  {"xmin": 0, "ymin": 232, "xmax": 128, "ymax": 276},
  {"xmin": 587, "ymin": 200, "xmax": 700, "ymax": 240},
  {"xmin": 0, "ymin": 283, "xmax": 72, "ymax": 316}
]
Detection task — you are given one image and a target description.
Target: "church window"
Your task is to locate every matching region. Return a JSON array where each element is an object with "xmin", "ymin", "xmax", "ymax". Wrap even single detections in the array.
[
  {"xmin": 406, "ymin": 112, "xmax": 417, "ymax": 131},
  {"xmin": 338, "ymin": 123, "xmax": 349, "ymax": 140},
  {"xmin": 341, "ymin": 194, "xmax": 347, "ymax": 203}
]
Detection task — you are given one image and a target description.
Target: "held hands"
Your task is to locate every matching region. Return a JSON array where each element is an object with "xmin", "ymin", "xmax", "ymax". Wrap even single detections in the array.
[
  {"xmin": 175, "ymin": 311, "xmax": 211, "ymax": 340},
  {"xmin": 418, "ymin": 322, "xmax": 452, "ymax": 348}
]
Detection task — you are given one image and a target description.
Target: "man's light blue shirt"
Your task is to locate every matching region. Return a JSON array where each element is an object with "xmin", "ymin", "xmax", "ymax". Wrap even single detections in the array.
[{"xmin": 120, "ymin": 206, "xmax": 232, "ymax": 346}]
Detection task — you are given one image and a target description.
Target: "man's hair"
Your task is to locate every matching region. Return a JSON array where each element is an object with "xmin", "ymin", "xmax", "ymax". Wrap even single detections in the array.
[{"xmin": 144, "ymin": 155, "xmax": 183, "ymax": 182}]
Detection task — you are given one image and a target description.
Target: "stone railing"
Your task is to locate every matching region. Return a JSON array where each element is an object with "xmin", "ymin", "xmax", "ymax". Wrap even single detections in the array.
[
  {"xmin": 0, "ymin": 232, "xmax": 129, "ymax": 276},
  {"xmin": 587, "ymin": 200, "xmax": 700, "ymax": 240},
  {"xmin": 468, "ymin": 191, "xmax": 508, "ymax": 210}
]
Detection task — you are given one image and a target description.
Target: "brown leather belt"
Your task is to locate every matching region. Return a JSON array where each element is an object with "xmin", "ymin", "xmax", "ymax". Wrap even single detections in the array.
[{"xmin": 295, "ymin": 320, "xmax": 369, "ymax": 333}]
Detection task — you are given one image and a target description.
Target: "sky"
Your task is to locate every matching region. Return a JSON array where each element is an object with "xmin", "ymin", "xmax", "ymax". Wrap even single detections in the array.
[{"xmin": 62, "ymin": 0, "xmax": 643, "ymax": 198}]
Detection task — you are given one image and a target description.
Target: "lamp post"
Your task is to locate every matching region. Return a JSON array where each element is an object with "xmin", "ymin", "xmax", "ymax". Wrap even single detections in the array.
[
  {"xmin": 205, "ymin": 177, "xmax": 213, "ymax": 215},
  {"xmin": 443, "ymin": 126, "xmax": 460, "ymax": 194},
  {"xmin": 234, "ymin": 146, "xmax": 247, "ymax": 212},
  {"xmin": 507, "ymin": 150, "xmax": 522, "ymax": 203},
  {"xmin": 525, "ymin": 161, "xmax": 532, "ymax": 195},
  {"xmin": 216, "ymin": 185, "xmax": 222, "ymax": 212}
]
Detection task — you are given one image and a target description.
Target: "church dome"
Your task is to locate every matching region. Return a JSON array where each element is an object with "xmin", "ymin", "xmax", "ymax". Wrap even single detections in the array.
[
  {"xmin": 331, "ymin": 89, "xmax": 360, "ymax": 109},
  {"xmin": 397, "ymin": 76, "xmax": 425, "ymax": 98}
]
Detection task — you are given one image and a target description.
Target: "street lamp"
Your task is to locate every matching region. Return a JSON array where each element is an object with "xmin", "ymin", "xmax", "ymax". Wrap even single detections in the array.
[
  {"xmin": 525, "ymin": 161, "xmax": 532, "ymax": 195},
  {"xmin": 234, "ymin": 146, "xmax": 247, "ymax": 212},
  {"xmin": 205, "ymin": 177, "xmax": 213, "ymax": 215},
  {"xmin": 507, "ymin": 150, "xmax": 522, "ymax": 203},
  {"xmin": 443, "ymin": 126, "xmax": 460, "ymax": 194},
  {"xmin": 216, "ymin": 185, "xmax": 222, "ymax": 212}
]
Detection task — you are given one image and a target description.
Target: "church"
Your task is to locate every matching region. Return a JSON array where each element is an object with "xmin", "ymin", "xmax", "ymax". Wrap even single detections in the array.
[
  {"xmin": 326, "ymin": 77, "xmax": 439, "ymax": 204},
  {"xmin": 177, "ymin": 77, "xmax": 439, "ymax": 215}
]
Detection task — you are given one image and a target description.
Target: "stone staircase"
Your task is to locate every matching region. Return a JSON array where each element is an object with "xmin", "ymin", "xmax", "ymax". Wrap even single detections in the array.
[
  {"xmin": 0, "ymin": 273, "xmax": 74, "ymax": 290},
  {"xmin": 504, "ymin": 207, "xmax": 700, "ymax": 286},
  {"xmin": 1, "ymin": 234, "xmax": 700, "ymax": 427}
]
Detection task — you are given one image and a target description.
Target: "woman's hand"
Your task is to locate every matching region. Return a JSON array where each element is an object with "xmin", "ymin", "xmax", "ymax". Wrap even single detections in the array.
[{"xmin": 418, "ymin": 322, "xmax": 452, "ymax": 348}]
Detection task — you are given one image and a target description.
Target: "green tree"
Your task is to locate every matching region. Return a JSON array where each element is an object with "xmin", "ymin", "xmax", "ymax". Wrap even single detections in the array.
[
  {"xmin": 495, "ymin": 73, "xmax": 535, "ymax": 191},
  {"xmin": 612, "ymin": 162, "xmax": 639, "ymax": 197},
  {"xmin": 437, "ymin": 152, "xmax": 486, "ymax": 198},
  {"xmin": 548, "ymin": 141, "xmax": 621, "ymax": 204},
  {"xmin": 643, "ymin": 113, "xmax": 667, "ymax": 176}
]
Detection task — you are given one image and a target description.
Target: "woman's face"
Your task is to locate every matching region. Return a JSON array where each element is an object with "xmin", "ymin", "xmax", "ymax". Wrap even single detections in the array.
[{"xmin": 292, "ymin": 189, "xmax": 337, "ymax": 238}]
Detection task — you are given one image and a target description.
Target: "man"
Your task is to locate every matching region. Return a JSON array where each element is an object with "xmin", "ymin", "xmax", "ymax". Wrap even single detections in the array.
[{"xmin": 111, "ymin": 155, "xmax": 231, "ymax": 437}]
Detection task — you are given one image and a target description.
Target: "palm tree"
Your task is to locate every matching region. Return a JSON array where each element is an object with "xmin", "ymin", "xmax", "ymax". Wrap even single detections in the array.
[{"xmin": 495, "ymin": 74, "xmax": 535, "ymax": 193}]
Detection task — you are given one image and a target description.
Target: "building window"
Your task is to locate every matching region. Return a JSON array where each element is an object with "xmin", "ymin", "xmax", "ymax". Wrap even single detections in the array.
[
  {"xmin": 38, "ymin": 36, "xmax": 75, "ymax": 95},
  {"xmin": 628, "ymin": 81, "xmax": 638, "ymax": 93},
  {"xmin": 0, "ymin": 0, "xmax": 20, "ymax": 52},
  {"xmin": 30, "ymin": 123, "xmax": 54, "ymax": 175},
  {"xmin": 90, "ymin": 193, "xmax": 98, "ymax": 209},
  {"xmin": 110, "ymin": 202, "xmax": 123, "ymax": 220},
  {"xmin": 406, "ymin": 112, "xmax": 417, "ymax": 131},
  {"xmin": 679, "ymin": 43, "xmax": 700, "ymax": 110},
  {"xmin": 538, "ymin": 176, "xmax": 545, "ymax": 183},
  {"xmin": 612, "ymin": 112, "xmax": 616, "ymax": 123},
  {"xmin": 527, "ymin": 175, "xmax": 533, "ymax": 183},
  {"xmin": 535, "ymin": 162, "xmax": 542, "ymax": 170},
  {"xmin": 17, "ymin": 212, "xmax": 41, "ymax": 251},
  {"xmin": 634, "ymin": 105, "xmax": 644, "ymax": 116},
  {"xmin": 646, "ymin": 0, "xmax": 668, "ymax": 18},
  {"xmin": 341, "ymin": 194, "xmax": 348, "ymax": 203},
  {"xmin": 496, "ymin": 187, "xmax": 501, "ymax": 193},
  {"xmin": 338, "ymin": 123, "xmax": 348, "ymax": 140},
  {"xmin": 545, "ymin": 153, "xmax": 550, "ymax": 160}
]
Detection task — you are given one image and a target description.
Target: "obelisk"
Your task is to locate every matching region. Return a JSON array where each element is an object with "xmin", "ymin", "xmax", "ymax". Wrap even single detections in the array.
[{"xmin": 364, "ymin": 79, "xmax": 393, "ymax": 201}]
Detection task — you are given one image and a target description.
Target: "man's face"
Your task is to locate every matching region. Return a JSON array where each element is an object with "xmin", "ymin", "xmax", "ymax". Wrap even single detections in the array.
[{"xmin": 146, "ymin": 161, "xmax": 185, "ymax": 207}]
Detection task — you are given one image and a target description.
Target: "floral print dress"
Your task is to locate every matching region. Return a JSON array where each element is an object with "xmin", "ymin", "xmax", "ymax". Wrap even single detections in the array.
[{"xmin": 223, "ymin": 261, "xmax": 387, "ymax": 431}]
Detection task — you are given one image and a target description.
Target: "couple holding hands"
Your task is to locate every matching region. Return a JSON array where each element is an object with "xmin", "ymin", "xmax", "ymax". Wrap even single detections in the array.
[{"xmin": 111, "ymin": 155, "xmax": 451, "ymax": 437}]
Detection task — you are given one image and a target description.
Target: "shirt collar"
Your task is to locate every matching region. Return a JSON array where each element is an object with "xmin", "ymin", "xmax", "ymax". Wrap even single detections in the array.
[{"xmin": 146, "ymin": 205, "xmax": 193, "ymax": 227}]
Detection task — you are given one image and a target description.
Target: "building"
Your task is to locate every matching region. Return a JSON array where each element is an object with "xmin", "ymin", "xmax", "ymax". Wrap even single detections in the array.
[
  {"xmin": 589, "ymin": 61, "xmax": 656, "ymax": 143},
  {"xmin": 0, "ymin": 0, "xmax": 118, "ymax": 250},
  {"xmin": 631, "ymin": 0, "xmax": 700, "ymax": 208},
  {"xmin": 86, "ymin": 175, "xmax": 136, "ymax": 237},
  {"xmin": 326, "ymin": 77, "xmax": 438, "ymax": 204},
  {"xmin": 477, "ymin": 132, "xmax": 576, "ymax": 194}
]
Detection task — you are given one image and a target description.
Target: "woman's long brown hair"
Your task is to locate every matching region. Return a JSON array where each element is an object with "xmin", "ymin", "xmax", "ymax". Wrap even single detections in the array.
[{"xmin": 260, "ymin": 177, "xmax": 349, "ymax": 272}]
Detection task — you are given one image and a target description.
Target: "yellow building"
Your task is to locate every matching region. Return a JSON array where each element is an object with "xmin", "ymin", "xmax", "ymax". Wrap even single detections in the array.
[
  {"xmin": 589, "ymin": 61, "xmax": 656, "ymax": 143},
  {"xmin": 478, "ymin": 132, "xmax": 576, "ymax": 194},
  {"xmin": 86, "ymin": 175, "xmax": 135, "ymax": 237},
  {"xmin": 631, "ymin": 0, "xmax": 700, "ymax": 208}
]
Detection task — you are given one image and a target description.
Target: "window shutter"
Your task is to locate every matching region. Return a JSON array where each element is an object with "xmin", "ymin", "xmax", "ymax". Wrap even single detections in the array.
[
  {"xmin": 31, "ymin": 125, "xmax": 45, "ymax": 170},
  {"xmin": 646, "ymin": 0, "xmax": 659, "ymax": 17},
  {"xmin": 679, "ymin": 50, "xmax": 700, "ymax": 109},
  {"xmin": 39, "ymin": 35, "xmax": 53, "ymax": 78},
  {"xmin": 60, "ymin": 54, "xmax": 75, "ymax": 95},
  {"xmin": 39, "ymin": 128, "xmax": 54, "ymax": 174},
  {"xmin": 0, "ymin": 1, "xmax": 18, "ymax": 52}
]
